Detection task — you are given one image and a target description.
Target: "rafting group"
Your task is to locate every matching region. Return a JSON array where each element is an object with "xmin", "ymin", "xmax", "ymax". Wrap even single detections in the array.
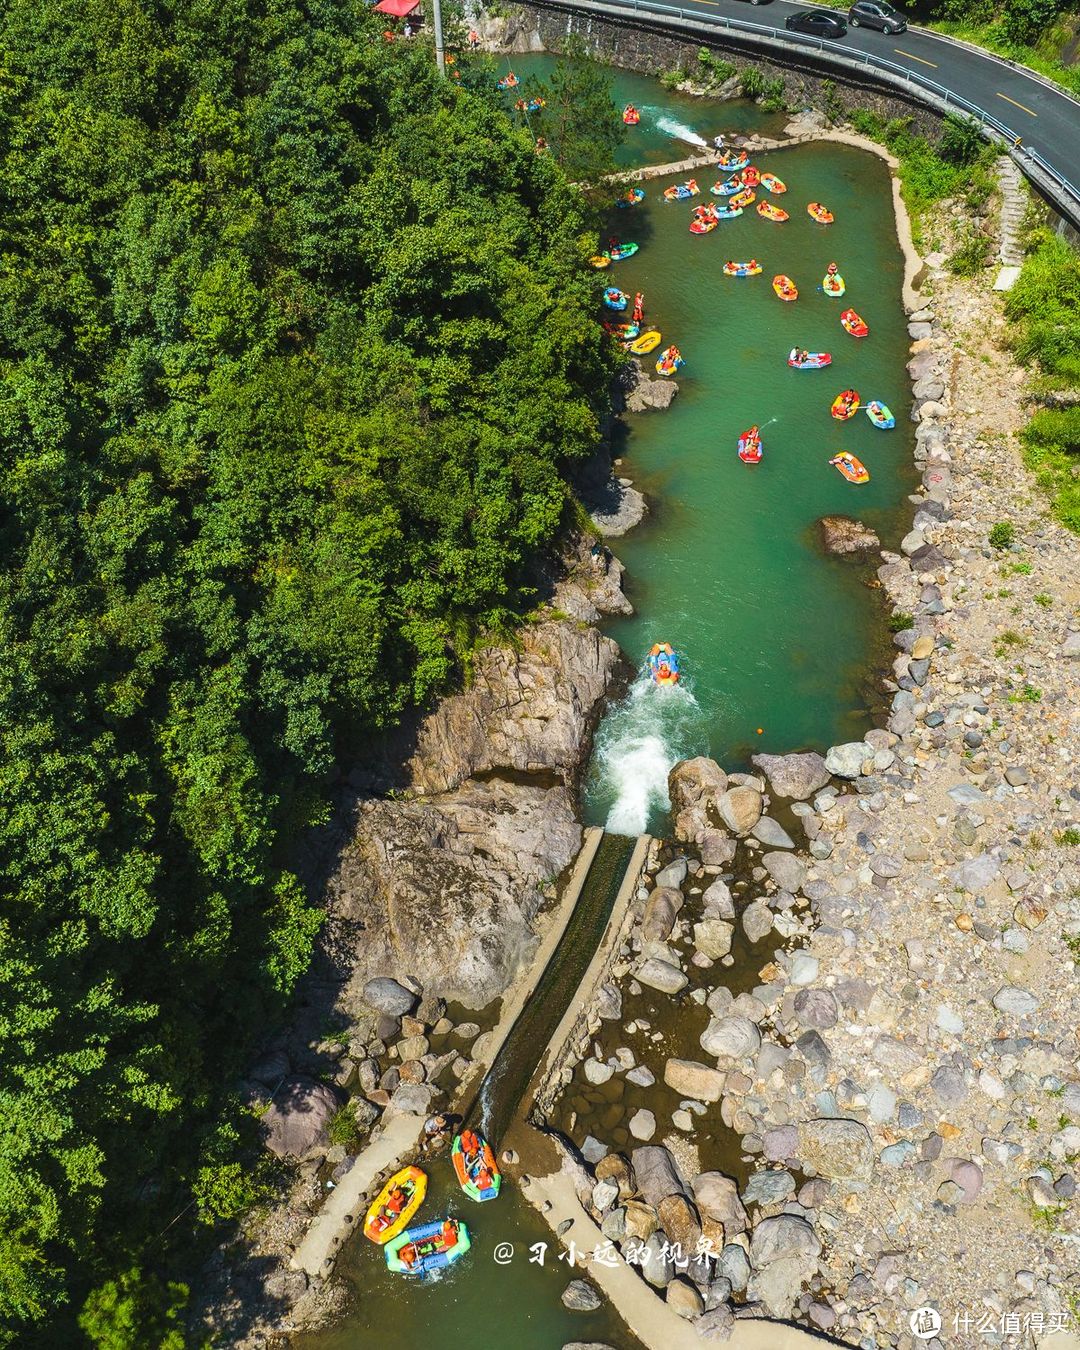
[{"xmin": 362, "ymin": 1125, "xmax": 501, "ymax": 1279}]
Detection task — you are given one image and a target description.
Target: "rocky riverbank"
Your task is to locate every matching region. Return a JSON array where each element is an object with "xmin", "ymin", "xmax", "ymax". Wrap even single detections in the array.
[{"xmin": 532, "ymin": 255, "xmax": 1080, "ymax": 1344}]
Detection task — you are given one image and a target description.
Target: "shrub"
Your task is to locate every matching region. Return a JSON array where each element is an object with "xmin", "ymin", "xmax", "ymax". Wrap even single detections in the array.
[
  {"xmin": 697, "ymin": 48, "xmax": 736, "ymax": 82},
  {"xmin": 888, "ymin": 611, "xmax": 915, "ymax": 632},
  {"xmin": 948, "ymin": 229, "xmax": 990, "ymax": 276},
  {"xmin": 940, "ymin": 113, "xmax": 986, "ymax": 166},
  {"xmin": 1021, "ymin": 407, "xmax": 1080, "ymax": 534},
  {"xmin": 989, "ymin": 521, "xmax": 1016, "ymax": 549},
  {"xmin": 740, "ymin": 67, "xmax": 766, "ymax": 99}
]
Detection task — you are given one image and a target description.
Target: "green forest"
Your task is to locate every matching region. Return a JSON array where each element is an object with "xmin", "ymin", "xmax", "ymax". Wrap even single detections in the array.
[{"xmin": 0, "ymin": 1, "xmax": 620, "ymax": 1340}]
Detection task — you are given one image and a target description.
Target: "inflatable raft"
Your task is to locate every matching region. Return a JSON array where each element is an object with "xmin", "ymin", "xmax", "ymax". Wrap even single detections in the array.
[
  {"xmin": 606, "ymin": 242, "xmax": 639, "ymax": 262},
  {"xmin": 760, "ymin": 173, "xmax": 786, "ymax": 194},
  {"xmin": 723, "ymin": 261, "xmax": 762, "ymax": 277},
  {"xmin": 648, "ymin": 643, "xmax": 680, "ymax": 685},
  {"xmin": 711, "ymin": 176, "xmax": 742, "ymax": 196},
  {"xmin": 711, "ymin": 203, "xmax": 743, "ymax": 220},
  {"xmin": 690, "ymin": 217, "xmax": 717, "ymax": 234},
  {"xmin": 617, "ymin": 187, "xmax": 646, "ymax": 207},
  {"xmin": 716, "ymin": 151, "xmax": 750, "ymax": 173},
  {"xmin": 623, "ymin": 105, "xmax": 640, "ymax": 125},
  {"xmin": 452, "ymin": 1131, "xmax": 502, "ymax": 1203},
  {"xmin": 385, "ymin": 1218, "xmax": 471, "ymax": 1277},
  {"xmin": 589, "ymin": 255, "xmax": 610, "ymax": 269},
  {"xmin": 807, "ymin": 202, "xmax": 834, "ymax": 224},
  {"xmin": 841, "ymin": 308, "xmax": 869, "ymax": 338},
  {"xmin": 739, "ymin": 166, "xmax": 761, "ymax": 187},
  {"xmin": 630, "ymin": 330, "xmax": 661, "ymax": 355},
  {"xmin": 514, "ymin": 97, "xmax": 545, "ymax": 112},
  {"xmin": 788, "ymin": 349, "xmax": 832, "ymax": 369},
  {"xmin": 822, "ymin": 273, "xmax": 846, "ymax": 297},
  {"xmin": 738, "ymin": 425, "xmax": 763, "ymax": 463},
  {"xmin": 663, "ymin": 180, "xmax": 699, "ymax": 201},
  {"xmin": 729, "ymin": 188, "xmax": 756, "ymax": 210},
  {"xmin": 831, "ymin": 390, "xmax": 860, "ymax": 420},
  {"xmin": 865, "ymin": 400, "xmax": 895, "ymax": 429},
  {"xmin": 773, "ymin": 275, "xmax": 798, "ymax": 301},
  {"xmin": 603, "ymin": 321, "xmax": 639, "ymax": 339},
  {"xmin": 603, "ymin": 288, "xmax": 628, "ymax": 311},
  {"xmin": 830, "ymin": 452, "xmax": 870, "ymax": 484},
  {"xmin": 496, "ymin": 73, "xmax": 519, "ymax": 90},
  {"xmin": 757, "ymin": 200, "xmax": 789, "ymax": 222},
  {"xmin": 364, "ymin": 1166, "xmax": 427, "ymax": 1245},
  {"xmin": 655, "ymin": 345, "xmax": 683, "ymax": 376}
]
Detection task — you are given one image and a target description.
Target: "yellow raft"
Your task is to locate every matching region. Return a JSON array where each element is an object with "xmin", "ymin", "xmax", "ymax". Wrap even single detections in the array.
[
  {"xmin": 364, "ymin": 1165, "xmax": 427, "ymax": 1245},
  {"xmin": 629, "ymin": 330, "xmax": 662, "ymax": 355}
]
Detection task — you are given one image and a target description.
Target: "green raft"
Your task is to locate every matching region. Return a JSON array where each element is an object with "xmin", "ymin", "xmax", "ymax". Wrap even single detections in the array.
[{"xmin": 385, "ymin": 1218, "xmax": 472, "ymax": 1277}]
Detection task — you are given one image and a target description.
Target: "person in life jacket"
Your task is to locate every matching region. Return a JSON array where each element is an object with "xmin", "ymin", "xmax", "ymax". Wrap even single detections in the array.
[
  {"xmin": 827, "ymin": 261, "xmax": 838, "ymax": 274},
  {"xmin": 468, "ymin": 27, "xmax": 480, "ymax": 47},
  {"xmin": 632, "ymin": 292, "xmax": 644, "ymax": 322}
]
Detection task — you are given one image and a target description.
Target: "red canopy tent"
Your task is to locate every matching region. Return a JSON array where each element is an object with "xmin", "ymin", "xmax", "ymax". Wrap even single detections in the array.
[{"xmin": 373, "ymin": 0, "xmax": 419, "ymax": 14}]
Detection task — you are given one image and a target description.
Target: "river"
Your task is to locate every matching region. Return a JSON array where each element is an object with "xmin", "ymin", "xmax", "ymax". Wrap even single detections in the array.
[{"xmin": 298, "ymin": 55, "xmax": 915, "ymax": 1350}]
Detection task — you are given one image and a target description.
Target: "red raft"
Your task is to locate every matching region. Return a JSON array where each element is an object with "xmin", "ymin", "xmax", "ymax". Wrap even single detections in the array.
[{"xmin": 738, "ymin": 425, "xmax": 763, "ymax": 463}]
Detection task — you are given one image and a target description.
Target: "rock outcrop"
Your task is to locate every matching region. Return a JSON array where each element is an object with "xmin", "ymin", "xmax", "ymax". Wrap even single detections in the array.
[{"xmin": 817, "ymin": 514, "xmax": 881, "ymax": 556}]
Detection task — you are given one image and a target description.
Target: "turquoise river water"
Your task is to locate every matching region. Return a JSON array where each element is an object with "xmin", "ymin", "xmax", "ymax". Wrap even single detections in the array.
[{"xmin": 300, "ymin": 56, "xmax": 916, "ymax": 1350}]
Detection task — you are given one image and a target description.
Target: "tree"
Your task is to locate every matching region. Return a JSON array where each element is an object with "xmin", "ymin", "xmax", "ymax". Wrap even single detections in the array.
[{"xmin": 525, "ymin": 37, "xmax": 626, "ymax": 183}]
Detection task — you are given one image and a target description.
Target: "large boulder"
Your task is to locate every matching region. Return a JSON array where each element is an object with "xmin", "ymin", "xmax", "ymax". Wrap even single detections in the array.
[
  {"xmin": 824, "ymin": 742, "xmax": 872, "ymax": 778},
  {"xmin": 260, "ymin": 1078, "xmax": 341, "ymax": 1159},
  {"xmin": 700, "ymin": 1015, "xmax": 761, "ymax": 1064},
  {"xmin": 692, "ymin": 1172, "xmax": 748, "ymax": 1235},
  {"xmin": 797, "ymin": 1118, "xmax": 874, "ymax": 1181},
  {"xmin": 636, "ymin": 957, "xmax": 688, "ymax": 995},
  {"xmin": 664, "ymin": 1059, "xmax": 726, "ymax": 1102},
  {"xmin": 668, "ymin": 757, "xmax": 728, "ymax": 845},
  {"xmin": 657, "ymin": 1193, "xmax": 702, "ymax": 1254},
  {"xmin": 749, "ymin": 1214, "xmax": 822, "ymax": 1266},
  {"xmin": 362, "ymin": 977, "xmax": 417, "ymax": 1016},
  {"xmin": 751, "ymin": 752, "xmax": 830, "ymax": 801},
  {"xmin": 631, "ymin": 1146, "xmax": 689, "ymax": 1209},
  {"xmin": 642, "ymin": 887, "xmax": 684, "ymax": 943},
  {"xmin": 718, "ymin": 786, "xmax": 763, "ymax": 835},
  {"xmin": 692, "ymin": 918, "xmax": 734, "ymax": 960}
]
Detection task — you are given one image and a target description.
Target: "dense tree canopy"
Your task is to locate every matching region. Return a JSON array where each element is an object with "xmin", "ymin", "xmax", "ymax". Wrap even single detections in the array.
[{"xmin": 0, "ymin": 0, "xmax": 617, "ymax": 1339}]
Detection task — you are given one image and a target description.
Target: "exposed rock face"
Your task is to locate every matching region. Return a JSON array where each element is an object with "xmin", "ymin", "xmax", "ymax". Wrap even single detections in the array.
[
  {"xmin": 328, "ymin": 779, "xmax": 581, "ymax": 1007},
  {"xmin": 260, "ymin": 1078, "xmax": 341, "ymax": 1160},
  {"xmin": 818, "ymin": 514, "xmax": 882, "ymax": 556},
  {"xmin": 621, "ymin": 359, "xmax": 679, "ymax": 413},
  {"xmin": 409, "ymin": 622, "xmax": 621, "ymax": 795},
  {"xmin": 668, "ymin": 757, "xmax": 729, "ymax": 846}
]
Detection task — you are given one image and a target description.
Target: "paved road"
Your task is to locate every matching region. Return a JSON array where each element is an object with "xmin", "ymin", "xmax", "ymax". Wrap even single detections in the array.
[{"xmin": 540, "ymin": 0, "xmax": 1080, "ymax": 206}]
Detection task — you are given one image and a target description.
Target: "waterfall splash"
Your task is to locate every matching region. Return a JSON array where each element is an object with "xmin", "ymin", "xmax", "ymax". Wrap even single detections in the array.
[
  {"xmin": 655, "ymin": 115, "xmax": 708, "ymax": 148},
  {"xmin": 588, "ymin": 673, "xmax": 705, "ymax": 836}
]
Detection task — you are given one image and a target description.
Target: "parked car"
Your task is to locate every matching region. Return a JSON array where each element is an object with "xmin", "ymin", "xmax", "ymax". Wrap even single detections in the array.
[
  {"xmin": 848, "ymin": 0, "xmax": 907, "ymax": 32},
  {"xmin": 785, "ymin": 9, "xmax": 848, "ymax": 37}
]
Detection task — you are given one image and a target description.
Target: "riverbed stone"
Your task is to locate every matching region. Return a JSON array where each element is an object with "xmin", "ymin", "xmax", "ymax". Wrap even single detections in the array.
[
  {"xmin": 752, "ymin": 751, "xmax": 832, "ymax": 799},
  {"xmin": 750, "ymin": 1213, "xmax": 822, "ymax": 1266},
  {"xmin": 629, "ymin": 1109, "xmax": 656, "ymax": 1141},
  {"xmin": 642, "ymin": 886, "xmax": 684, "ymax": 943},
  {"xmin": 824, "ymin": 742, "xmax": 872, "ymax": 778},
  {"xmin": 583, "ymin": 1058, "xmax": 615, "ymax": 1086},
  {"xmin": 797, "ymin": 1118, "xmax": 874, "ymax": 1181},
  {"xmin": 992, "ymin": 986, "xmax": 1038, "ymax": 1016},
  {"xmin": 718, "ymin": 786, "xmax": 763, "ymax": 835},
  {"xmin": 623, "ymin": 1199, "xmax": 659, "ymax": 1241},
  {"xmin": 951, "ymin": 853, "xmax": 999, "ymax": 892},
  {"xmin": 664, "ymin": 1058, "xmax": 726, "ymax": 1102},
  {"xmin": 793, "ymin": 988, "xmax": 839, "ymax": 1030},
  {"xmin": 741, "ymin": 900, "xmax": 774, "ymax": 944},
  {"xmin": 700, "ymin": 1014, "xmax": 761, "ymax": 1063},
  {"xmin": 692, "ymin": 918, "xmax": 734, "ymax": 960},
  {"xmin": 654, "ymin": 859, "xmax": 689, "ymax": 890},
  {"xmin": 701, "ymin": 877, "xmax": 735, "ymax": 918},
  {"xmin": 741, "ymin": 1169, "xmax": 796, "ymax": 1207},
  {"xmin": 666, "ymin": 1277, "xmax": 704, "ymax": 1320},
  {"xmin": 657, "ymin": 1193, "xmax": 702, "ymax": 1254},
  {"xmin": 751, "ymin": 816, "xmax": 795, "ymax": 849},
  {"xmin": 761, "ymin": 851, "xmax": 807, "ymax": 892},
  {"xmin": 635, "ymin": 957, "xmax": 688, "ymax": 995},
  {"xmin": 763, "ymin": 1124, "xmax": 799, "ymax": 1161},
  {"xmin": 591, "ymin": 1178, "xmax": 620, "ymax": 1214},
  {"xmin": 639, "ymin": 1231, "xmax": 673, "ymax": 1288},
  {"xmin": 719, "ymin": 1242, "xmax": 751, "ymax": 1291},
  {"xmin": 692, "ymin": 1171, "xmax": 748, "ymax": 1234},
  {"xmin": 561, "ymin": 1279, "xmax": 602, "ymax": 1312},
  {"xmin": 748, "ymin": 1255, "xmax": 813, "ymax": 1318},
  {"xmin": 362, "ymin": 977, "xmax": 417, "ymax": 1016},
  {"xmin": 632, "ymin": 1146, "xmax": 688, "ymax": 1208}
]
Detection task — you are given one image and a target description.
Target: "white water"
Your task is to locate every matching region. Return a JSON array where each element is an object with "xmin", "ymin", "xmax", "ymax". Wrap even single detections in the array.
[
  {"xmin": 588, "ymin": 674, "xmax": 705, "ymax": 836},
  {"xmin": 654, "ymin": 114, "xmax": 707, "ymax": 149}
]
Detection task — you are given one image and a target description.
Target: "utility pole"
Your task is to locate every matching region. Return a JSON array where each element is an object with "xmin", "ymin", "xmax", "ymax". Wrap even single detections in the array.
[{"xmin": 431, "ymin": 0, "xmax": 446, "ymax": 76}]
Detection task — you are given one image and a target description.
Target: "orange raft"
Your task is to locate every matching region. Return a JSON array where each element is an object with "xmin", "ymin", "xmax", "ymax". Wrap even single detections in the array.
[
  {"xmin": 807, "ymin": 202, "xmax": 834, "ymax": 224},
  {"xmin": 831, "ymin": 389, "xmax": 860, "ymax": 419},
  {"xmin": 757, "ymin": 201, "xmax": 789, "ymax": 222},
  {"xmin": 773, "ymin": 274, "xmax": 798, "ymax": 301},
  {"xmin": 841, "ymin": 308, "xmax": 869, "ymax": 338},
  {"xmin": 364, "ymin": 1165, "xmax": 427, "ymax": 1244},
  {"xmin": 830, "ymin": 452, "xmax": 870, "ymax": 484},
  {"xmin": 739, "ymin": 166, "xmax": 761, "ymax": 187},
  {"xmin": 623, "ymin": 104, "xmax": 640, "ymax": 125}
]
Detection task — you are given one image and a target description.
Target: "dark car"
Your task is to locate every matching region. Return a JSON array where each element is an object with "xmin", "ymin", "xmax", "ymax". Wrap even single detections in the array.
[
  {"xmin": 785, "ymin": 9, "xmax": 848, "ymax": 36},
  {"xmin": 848, "ymin": 0, "xmax": 907, "ymax": 32}
]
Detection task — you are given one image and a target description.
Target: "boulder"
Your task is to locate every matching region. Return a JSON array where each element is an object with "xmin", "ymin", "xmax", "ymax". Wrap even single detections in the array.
[
  {"xmin": 701, "ymin": 877, "xmax": 735, "ymax": 918},
  {"xmin": 638, "ymin": 1230, "xmax": 673, "ymax": 1288},
  {"xmin": 666, "ymin": 1277, "xmax": 705, "ymax": 1320},
  {"xmin": 700, "ymin": 1015, "xmax": 761, "ymax": 1064},
  {"xmin": 629, "ymin": 1109, "xmax": 656, "ymax": 1141},
  {"xmin": 636, "ymin": 957, "xmax": 688, "ymax": 996},
  {"xmin": 761, "ymin": 852, "xmax": 807, "ymax": 892},
  {"xmin": 668, "ymin": 757, "xmax": 729, "ymax": 844},
  {"xmin": 362, "ymin": 978, "xmax": 417, "ymax": 1016},
  {"xmin": 797, "ymin": 1118, "xmax": 874, "ymax": 1181},
  {"xmin": 748, "ymin": 1254, "xmax": 813, "ymax": 1318},
  {"xmin": 692, "ymin": 918, "xmax": 734, "ymax": 959},
  {"xmin": 750, "ymin": 816, "xmax": 795, "ymax": 849},
  {"xmin": 749, "ymin": 1214, "xmax": 822, "ymax": 1266},
  {"xmin": 793, "ymin": 988, "xmax": 839, "ymax": 1030},
  {"xmin": 817, "ymin": 515, "xmax": 881, "ymax": 557},
  {"xmin": 260, "ymin": 1078, "xmax": 341, "ymax": 1159},
  {"xmin": 561, "ymin": 1279, "xmax": 602, "ymax": 1311},
  {"xmin": 741, "ymin": 900, "xmax": 774, "ymax": 944},
  {"xmin": 632, "ymin": 1146, "xmax": 689, "ymax": 1208},
  {"xmin": 384, "ymin": 1082, "xmax": 434, "ymax": 1120},
  {"xmin": 824, "ymin": 742, "xmax": 872, "ymax": 778},
  {"xmin": 718, "ymin": 786, "xmax": 763, "ymax": 835},
  {"xmin": 642, "ymin": 887, "xmax": 684, "ymax": 943},
  {"xmin": 664, "ymin": 1059, "xmax": 726, "ymax": 1102},
  {"xmin": 625, "ymin": 368, "xmax": 679, "ymax": 414},
  {"xmin": 623, "ymin": 1199, "xmax": 659, "ymax": 1241},
  {"xmin": 657, "ymin": 1193, "xmax": 702, "ymax": 1254},
  {"xmin": 692, "ymin": 1172, "xmax": 748, "ymax": 1235},
  {"xmin": 752, "ymin": 751, "xmax": 831, "ymax": 800}
]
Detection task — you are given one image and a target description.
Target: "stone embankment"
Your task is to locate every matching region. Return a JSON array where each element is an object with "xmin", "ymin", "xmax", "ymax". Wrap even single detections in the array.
[{"xmin": 536, "ymin": 253, "xmax": 1080, "ymax": 1345}]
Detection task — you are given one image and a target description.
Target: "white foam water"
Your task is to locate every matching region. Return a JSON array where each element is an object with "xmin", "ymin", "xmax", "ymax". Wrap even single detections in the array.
[
  {"xmin": 591, "ymin": 675, "xmax": 704, "ymax": 836},
  {"xmin": 655, "ymin": 115, "xmax": 707, "ymax": 148}
]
